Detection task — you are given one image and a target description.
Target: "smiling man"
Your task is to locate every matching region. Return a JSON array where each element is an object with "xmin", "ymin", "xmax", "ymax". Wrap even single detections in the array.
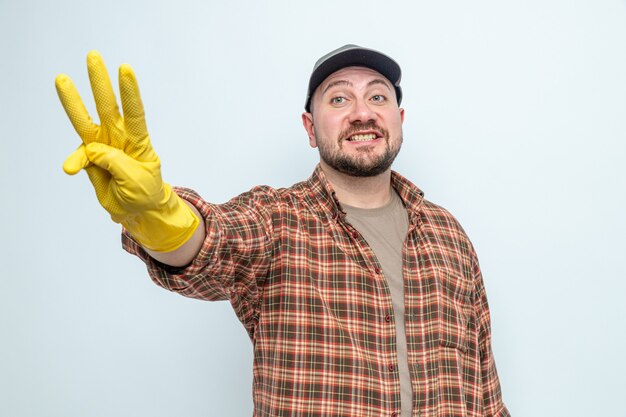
[
  {"xmin": 302, "ymin": 65, "xmax": 405, "ymax": 210},
  {"xmin": 57, "ymin": 44, "xmax": 510, "ymax": 417}
]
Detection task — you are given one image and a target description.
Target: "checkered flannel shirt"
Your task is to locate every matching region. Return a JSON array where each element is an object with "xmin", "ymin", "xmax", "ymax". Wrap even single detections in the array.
[{"xmin": 123, "ymin": 165, "xmax": 510, "ymax": 417}]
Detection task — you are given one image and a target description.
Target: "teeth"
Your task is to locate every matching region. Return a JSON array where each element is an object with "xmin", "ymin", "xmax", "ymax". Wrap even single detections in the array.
[{"xmin": 349, "ymin": 133, "xmax": 377, "ymax": 142}]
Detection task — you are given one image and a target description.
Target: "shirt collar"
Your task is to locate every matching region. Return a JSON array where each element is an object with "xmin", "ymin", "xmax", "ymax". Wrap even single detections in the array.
[
  {"xmin": 305, "ymin": 164, "xmax": 425, "ymax": 223},
  {"xmin": 304, "ymin": 165, "xmax": 344, "ymax": 221},
  {"xmin": 390, "ymin": 170, "xmax": 425, "ymax": 226}
]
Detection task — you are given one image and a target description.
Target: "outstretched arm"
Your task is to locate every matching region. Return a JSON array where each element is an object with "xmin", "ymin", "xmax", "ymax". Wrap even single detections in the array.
[{"xmin": 56, "ymin": 51, "xmax": 204, "ymax": 266}]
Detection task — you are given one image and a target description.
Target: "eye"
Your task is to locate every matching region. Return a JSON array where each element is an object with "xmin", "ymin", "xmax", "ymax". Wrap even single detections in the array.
[
  {"xmin": 371, "ymin": 94, "xmax": 386, "ymax": 103},
  {"xmin": 330, "ymin": 96, "xmax": 346, "ymax": 105}
]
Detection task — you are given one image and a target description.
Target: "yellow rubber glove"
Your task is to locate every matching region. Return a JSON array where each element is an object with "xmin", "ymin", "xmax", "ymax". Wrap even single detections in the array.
[{"xmin": 56, "ymin": 51, "xmax": 199, "ymax": 252}]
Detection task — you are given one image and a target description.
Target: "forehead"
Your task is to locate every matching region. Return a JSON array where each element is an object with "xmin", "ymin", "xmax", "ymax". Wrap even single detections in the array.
[{"xmin": 318, "ymin": 66, "xmax": 393, "ymax": 92}]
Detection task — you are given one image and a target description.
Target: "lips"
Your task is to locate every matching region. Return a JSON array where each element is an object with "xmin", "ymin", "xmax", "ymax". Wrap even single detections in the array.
[
  {"xmin": 339, "ymin": 122, "xmax": 387, "ymax": 143},
  {"xmin": 348, "ymin": 133, "xmax": 377, "ymax": 142},
  {"xmin": 345, "ymin": 130, "xmax": 382, "ymax": 142}
]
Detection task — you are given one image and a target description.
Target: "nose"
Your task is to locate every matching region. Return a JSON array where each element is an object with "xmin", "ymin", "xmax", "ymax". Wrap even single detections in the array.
[{"xmin": 348, "ymin": 97, "xmax": 377, "ymax": 124}]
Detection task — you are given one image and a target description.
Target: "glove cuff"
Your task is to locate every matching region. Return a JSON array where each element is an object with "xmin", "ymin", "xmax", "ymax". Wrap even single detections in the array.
[{"xmin": 121, "ymin": 184, "xmax": 200, "ymax": 252}]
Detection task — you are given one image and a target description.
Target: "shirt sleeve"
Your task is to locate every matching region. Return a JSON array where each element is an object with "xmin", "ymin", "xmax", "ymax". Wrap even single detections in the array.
[
  {"xmin": 122, "ymin": 185, "xmax": 277, "ymax": 337},
  {"xmin": 472, "ymin": 255, "xmax": 511, "ymax": 417}
]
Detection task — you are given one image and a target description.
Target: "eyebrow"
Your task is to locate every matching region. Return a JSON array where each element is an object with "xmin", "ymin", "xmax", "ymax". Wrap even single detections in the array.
[{"xmin": 321, "ymin": 78, "xmax": 393, "ymax": 97}]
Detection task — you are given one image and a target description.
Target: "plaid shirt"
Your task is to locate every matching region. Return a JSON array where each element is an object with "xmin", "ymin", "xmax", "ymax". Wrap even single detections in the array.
[{"xmin": 123, "ymin": 165, "xmax": 510, "ymax": 417}]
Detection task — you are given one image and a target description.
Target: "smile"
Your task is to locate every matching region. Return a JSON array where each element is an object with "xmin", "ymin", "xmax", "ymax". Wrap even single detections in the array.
[{"xmin": 347, "ymin": 133, "xmax": 378, "ymax": 142}]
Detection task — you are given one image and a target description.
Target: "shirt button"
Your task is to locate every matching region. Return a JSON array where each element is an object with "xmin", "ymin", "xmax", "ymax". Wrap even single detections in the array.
[
  {"xmin": 391, "ymin": 413, "xmax": 399, "ymax": 417},
  {"xmin": 374, "ymin": 267, "xmax": 382, "ymax": 274},
  {"xmin": 385, "ymin": 314, "xmax": 392, "ymax": 322},
  {"xmin": 388, "ymin": 364, "xmax": 395, "ymax": 372}
]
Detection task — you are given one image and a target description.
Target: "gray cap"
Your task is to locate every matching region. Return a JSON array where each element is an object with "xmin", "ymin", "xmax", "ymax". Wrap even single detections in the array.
[{"xmin": 304, "ymin": 44, "xmax": 402, "ymax": 112}]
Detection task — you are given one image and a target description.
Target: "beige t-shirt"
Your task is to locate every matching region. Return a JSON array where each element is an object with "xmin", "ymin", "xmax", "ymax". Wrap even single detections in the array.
[{"xmin": 342, "ymin": 189, "xmax": 412, "ymax": 417}]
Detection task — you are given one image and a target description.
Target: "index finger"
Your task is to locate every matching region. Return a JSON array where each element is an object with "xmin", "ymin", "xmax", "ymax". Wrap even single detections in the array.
[{"xmin": 55, "ymin": 73, "xmax": 99, "ymax": 143}]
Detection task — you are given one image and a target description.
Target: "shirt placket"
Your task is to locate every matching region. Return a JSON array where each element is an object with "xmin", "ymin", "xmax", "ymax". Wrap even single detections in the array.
[
  {"xmin": 404, "ymin": 214, "xmax": 437, "ymax": 417},
  {"xmin": 336, "ymin": 214, "xmax": 403, "ymax": 417}
]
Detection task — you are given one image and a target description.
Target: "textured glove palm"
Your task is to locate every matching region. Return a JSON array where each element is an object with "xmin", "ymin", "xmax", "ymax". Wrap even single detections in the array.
[{"xmin": 56, "ymin": 51, "xmax": 199, "ymax": 252}]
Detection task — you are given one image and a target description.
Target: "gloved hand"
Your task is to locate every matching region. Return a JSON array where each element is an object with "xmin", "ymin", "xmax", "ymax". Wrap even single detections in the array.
[{"xmin": 56, "ymin": 51, "xmax": 199, "ymax": 252}]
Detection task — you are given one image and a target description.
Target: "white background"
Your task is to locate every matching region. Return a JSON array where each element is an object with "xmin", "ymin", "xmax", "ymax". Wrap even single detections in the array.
[{"xmin": 1, "ymin": 0, "xmax": 625, "ymax": 416}]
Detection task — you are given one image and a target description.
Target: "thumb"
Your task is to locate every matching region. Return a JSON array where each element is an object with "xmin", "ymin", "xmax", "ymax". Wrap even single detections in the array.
[
  {"xmin": 84, "ymin": 142, "xmax": 136, "ymax": 179},
  {"xmin": 63, "ymin": 144, "xmax": 90, "ymax": 175}
]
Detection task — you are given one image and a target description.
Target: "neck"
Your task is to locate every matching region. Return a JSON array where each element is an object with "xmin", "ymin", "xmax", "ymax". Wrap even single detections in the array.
[{"xmin": 320, "ymin": 161, "xmax": 393, "ymax": 209}]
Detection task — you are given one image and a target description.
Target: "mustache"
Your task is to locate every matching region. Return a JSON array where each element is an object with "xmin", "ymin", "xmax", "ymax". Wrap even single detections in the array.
[{"xmin": 338, "ymin": 121, "xmax": 388, "ymax": 140}]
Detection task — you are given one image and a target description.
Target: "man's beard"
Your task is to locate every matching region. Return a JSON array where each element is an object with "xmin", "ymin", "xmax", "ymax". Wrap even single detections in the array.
[{"xmin": 315, "ymin": 122, "xmax": 403, "ymax": 177}]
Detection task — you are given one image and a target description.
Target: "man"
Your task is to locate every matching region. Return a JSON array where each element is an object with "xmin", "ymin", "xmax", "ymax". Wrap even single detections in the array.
[{"xmin": 56, "ymin": 45, "xmax": 510, "ymax": 417}]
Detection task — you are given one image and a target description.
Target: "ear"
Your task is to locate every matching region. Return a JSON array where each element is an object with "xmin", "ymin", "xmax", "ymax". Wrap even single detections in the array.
[
  {"xmin": 301, "ymin": 112, "xmax": 318, "ymax": 148},
  {"xmin": 399, "ymin": 107, "xmax": 405, "ymax": 123}
]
